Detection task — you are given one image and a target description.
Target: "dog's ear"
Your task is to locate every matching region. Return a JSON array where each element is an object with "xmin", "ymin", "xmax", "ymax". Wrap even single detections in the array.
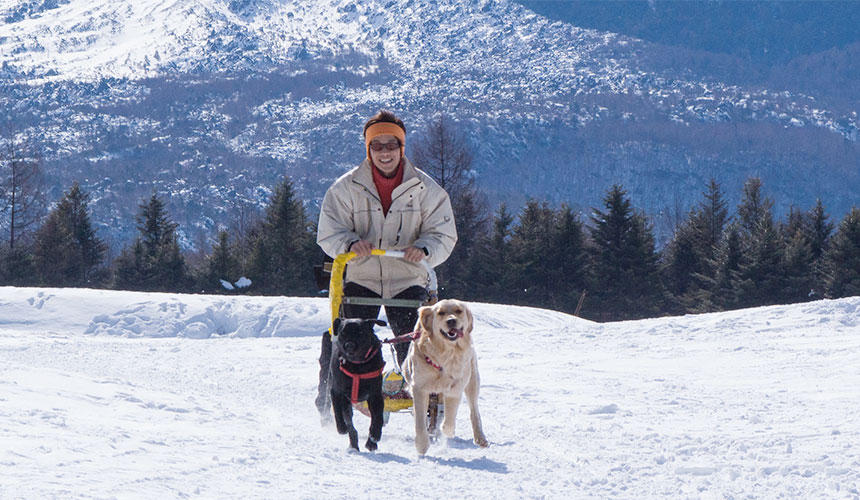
[
  {"xmin": 362, "ymin": 318, "xmax": 386, "ymax": 330},
  {"xmin": 332, "ymin": 318, "xmax": 342, "ymax": 337},
  {"xmin": 464, "ymin": 304, "xmax": 474, "ymax": 335},
  {"xmin": 418, "ymin": 306, "xmax": 434, "ymax": 333}
]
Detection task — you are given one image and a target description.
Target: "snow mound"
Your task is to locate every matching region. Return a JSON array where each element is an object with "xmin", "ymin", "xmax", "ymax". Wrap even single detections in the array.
[
  {"xmin": 0, "ymin": 287, "xmax": 588, "ymax": 338},
  {"xmin": 0, "ymin": 287, "xmax": 328, "ymax": 338}
]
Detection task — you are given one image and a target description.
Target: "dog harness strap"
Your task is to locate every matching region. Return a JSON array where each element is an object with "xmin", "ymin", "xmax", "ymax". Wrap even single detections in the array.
[
  {"xmin": 339, "ymin": 364, "xmax": 386, "ymax": 404},
  {"xmin": 424, "ymin": 355, "xmax": 442, "ymax": 372},
  {"xmin": 383, "ymin": 330, "xmax": 420, "ymax": 344},
  {"xmin": 362, "ymin": 345, "xmax": 380, "ymax": 362}
]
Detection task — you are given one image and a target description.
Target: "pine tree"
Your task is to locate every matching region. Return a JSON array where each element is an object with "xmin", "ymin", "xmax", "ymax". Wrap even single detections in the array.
[
  {"xmin": 693, "ymin": 179, "xmax": 730, "ymax": 254},
  {"xmin": 505, "ymin": 201, "xmax": 590, "ymax": 313},
  {"xmin": 202, "ymin": 230, "xmax": 241, "ymax": 293},
  {"xmin": 436, "ymin": 186, "xmax": 490, "ymax": 299},
  {"xmin": 807, "ymin": 199, "xmax": 834, "ymax": 261},
  {"xmin": 731, "ymin": 178, "xmax": 785, "ymax": 308},
  {"xmin": 0, "ymin": 245, "xmax": 35, "ymax": 286},
  {"xmin": 549, "ymin": 204, "xmax": 589, "ymax": 314},
  {"xmin": 822, "ymin": 207, "xmax": 860, "ymax": 298},
  {"xmin": 589, "ymin": 185, "xmax": 663, "ymax": 320},
  {"xmin": 781, "ymin": 226, "xmax": 815, "ymax": 303},
  {"xmin": 663, "ymin": 181, "xmax": 729, "ymax": 313},
  {"xmin": 114, "ymin": 193, "xmax": 187, "ymax": 292},
  {"xmin": 248, "ymin": 177, "xmax": 318, "ymax": 295},
  {"xmin": 509, "ymin": 200, "xmax": 555, "ymax": 306},
  {"xmin": 662, "ymin": 223, "xmax": 701, "ymax": 313},
  {"xmin": 472, "ymin": 204, "xmax": 513, "ymax": 304},
  {"xmin": 737, "ymin": 177, "xmax": 772, "ymax": 234},
  {"xmin": 33, "ymin": 215, "xmax": 76, "ymax": 285},
  {"xmin": 807, "ymin": 199, "xmax": 834, "ymax": 296},
  {"xmin": 779, "ymin": 206, "xmax": 816, "ymax": 303},
  {"xmin": 33, "ymin": 183, "xmax": 107, "ymax": 286},
  {"xmin": 114, "ymin": 239, "xmax": 146, "ymax": 290},
  {"xmin": 706, "ymin": 223, "xmax": 745, "ymax": 310}
]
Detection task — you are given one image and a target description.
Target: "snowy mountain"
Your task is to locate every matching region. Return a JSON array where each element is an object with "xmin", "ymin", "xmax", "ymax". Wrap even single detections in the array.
[
  {"xmin": 0, "ymin": 0, "xmax": 857, "ymax": 248},
  {"xmin": 0, "ymin": 0, "xmax": 628, "ymax": 81},
  {"xmin": 0, "ymin": 286, "xmax": 858, "ymax": 497}
]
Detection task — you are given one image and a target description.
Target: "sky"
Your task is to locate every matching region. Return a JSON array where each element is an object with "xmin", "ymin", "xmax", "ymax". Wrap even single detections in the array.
[{"xmin": 0, "ymin": 286, "xmax": 858, "ymax": 498}]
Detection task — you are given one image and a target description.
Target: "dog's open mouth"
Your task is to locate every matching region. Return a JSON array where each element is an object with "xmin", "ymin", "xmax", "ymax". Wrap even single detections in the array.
[{"xmin": 441, "ymin": 328, "xmax": 464, "ymax": 341}]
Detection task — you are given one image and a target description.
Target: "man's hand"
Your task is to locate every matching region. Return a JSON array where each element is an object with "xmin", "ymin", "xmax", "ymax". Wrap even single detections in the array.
[
  {"xmin": 351, "ymin": 241, "xmax": 423, "ymax": 262},
  {"xmin": 350, "ymin": 240, "xmax": 375, "ymax": 257},
  {"xmin": 403, "ymin": 246, "xmax": 425, "ymax": 263}
]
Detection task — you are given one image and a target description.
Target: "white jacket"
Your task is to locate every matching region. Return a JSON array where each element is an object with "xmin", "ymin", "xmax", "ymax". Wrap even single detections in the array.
[{"xmin": 317, "ymin": 159, "xmax": 457, "ymax": 297}]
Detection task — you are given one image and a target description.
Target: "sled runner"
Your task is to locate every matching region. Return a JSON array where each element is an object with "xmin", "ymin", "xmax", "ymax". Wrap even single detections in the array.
[{"xmin": 326, "ymin": 249, "xmax": 438, "ymax": 416}]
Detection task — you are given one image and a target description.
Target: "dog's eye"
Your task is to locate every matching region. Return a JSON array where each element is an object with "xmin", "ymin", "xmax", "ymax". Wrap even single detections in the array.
[{"xmin": 455, "ymin": 309, "xmax": 462, "ymax": 315}]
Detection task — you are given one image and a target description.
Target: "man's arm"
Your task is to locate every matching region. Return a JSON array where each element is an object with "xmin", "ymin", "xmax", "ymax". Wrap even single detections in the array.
[
  {"xmin": 317, "ymin": 184, "xmax": 361, "ymax": 258},
  {"xmin": 413, "ymin": 187, "xmax": 457, "ymax": 268}
]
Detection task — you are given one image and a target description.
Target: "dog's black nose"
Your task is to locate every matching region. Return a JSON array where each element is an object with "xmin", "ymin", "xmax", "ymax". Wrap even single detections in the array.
[
  {"xmin": 446, "ymin": 318, "xmax": 457, "ymax": 327},
  {"xmin": 343, "ymin": 341, "xmax": 355, "ymax": 351}
]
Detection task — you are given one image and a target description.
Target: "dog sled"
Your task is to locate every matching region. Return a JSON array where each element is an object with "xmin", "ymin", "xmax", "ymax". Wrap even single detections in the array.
[{"xmin": 323, "ymin": 249, "xmax": 438, "ymax": 416}]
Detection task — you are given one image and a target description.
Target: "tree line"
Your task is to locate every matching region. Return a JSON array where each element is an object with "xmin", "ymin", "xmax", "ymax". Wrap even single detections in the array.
[
  {"xmin": 0, "ymin": 174, "xmax": 323, "ymax": 296},
  {"xmin": 453, "ymin": 179, "xmax": 860, "ymax": 321},
  {"xmin": 2, "ymin": 119, "xmax": 858, "ymax": 322}
]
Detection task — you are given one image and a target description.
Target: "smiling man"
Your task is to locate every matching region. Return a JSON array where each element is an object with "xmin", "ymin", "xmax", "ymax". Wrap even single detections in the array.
[{"xmin": 315, "ymin": 109, "xmax": 457, "ymax": 420}]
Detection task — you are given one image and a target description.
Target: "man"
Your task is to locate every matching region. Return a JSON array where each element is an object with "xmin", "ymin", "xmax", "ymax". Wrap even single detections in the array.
[{"xmin": 315, "ymin": 109, "xmax": 457, "ymax": 419}]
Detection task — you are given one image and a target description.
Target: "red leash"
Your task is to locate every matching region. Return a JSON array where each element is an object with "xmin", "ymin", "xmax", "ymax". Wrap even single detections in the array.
[
  {"xmin": 383, "ymin": 330, "xmax": 420, "ymax": 344},
  {"xmin": 383, "ymin": 331, "xmax": 443, "ymax": 371}
]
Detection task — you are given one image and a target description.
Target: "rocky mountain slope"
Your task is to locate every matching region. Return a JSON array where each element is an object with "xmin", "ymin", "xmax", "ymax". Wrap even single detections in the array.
[{"xmin": 0, "ymin": 0, "xmax": 856, "ymax": 248}]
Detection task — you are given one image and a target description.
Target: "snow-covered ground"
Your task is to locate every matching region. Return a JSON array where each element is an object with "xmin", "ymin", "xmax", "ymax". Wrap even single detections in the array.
[{"xmin": 0, "ymin": 286, "xmax": 858, "ymax": 498}]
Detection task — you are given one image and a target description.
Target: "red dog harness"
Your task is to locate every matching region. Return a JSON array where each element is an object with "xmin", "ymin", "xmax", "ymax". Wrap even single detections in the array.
[
  {"xmin": 339, "ymin": 364, "xmax": 385, "ymax": 404},
  {"xmin": 338, "ymin": 345, "xmax": 384, "ymax": 404}
]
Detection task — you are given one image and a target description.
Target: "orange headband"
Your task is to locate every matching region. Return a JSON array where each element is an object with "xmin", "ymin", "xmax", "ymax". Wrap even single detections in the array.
[{"xmin": 365, "ymin": 122, "xmax": 406, "ymax": 160}]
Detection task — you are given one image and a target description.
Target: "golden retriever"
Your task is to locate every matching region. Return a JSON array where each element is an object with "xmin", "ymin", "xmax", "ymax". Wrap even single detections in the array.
[{"xmin": 403, "ymin": 299, "xmax": 488, "ymax": 455}]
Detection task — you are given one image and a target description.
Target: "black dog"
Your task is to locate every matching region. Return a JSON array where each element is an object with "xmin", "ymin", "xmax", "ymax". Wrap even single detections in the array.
[{"xmin": 329, "ymin": 318, "xmax": 387, "ymax": 451}]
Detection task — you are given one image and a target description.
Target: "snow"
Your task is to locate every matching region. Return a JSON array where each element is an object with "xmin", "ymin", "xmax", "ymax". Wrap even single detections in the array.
[{"xmin": 1, "ymin": 286, "xmax": 859, "ymax": 498}]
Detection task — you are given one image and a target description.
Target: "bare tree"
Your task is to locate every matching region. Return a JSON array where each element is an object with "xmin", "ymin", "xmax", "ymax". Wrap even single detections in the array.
[
  {"xmin": 411, "ymin": 113, "xmax": 490, "ymax": 298},
  {"xmin": 0, "ymin": 134, "xmax": 46, "ymax": 250},
  {"xmin": 411, "ymin": 113, "xmax": 476, "ymax": 203},
  {"xmin": 228, "ymin": 196, "xmax": 261, "ymax": 274}
]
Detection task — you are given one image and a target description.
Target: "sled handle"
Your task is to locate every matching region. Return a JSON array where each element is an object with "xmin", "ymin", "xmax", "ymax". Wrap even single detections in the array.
[
  {"xmin": 328, "ymin": 249, "xmax": 437, "ymax": 334},
  {"xmin": 372, "ymin": 250, "xmax": 437, "ymax": 293}
]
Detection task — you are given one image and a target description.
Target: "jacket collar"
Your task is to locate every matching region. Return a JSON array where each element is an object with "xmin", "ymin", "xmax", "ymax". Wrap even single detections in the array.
[{"xmin": 353, "ymin": 158, "xmax": 421, "ymax": 199}]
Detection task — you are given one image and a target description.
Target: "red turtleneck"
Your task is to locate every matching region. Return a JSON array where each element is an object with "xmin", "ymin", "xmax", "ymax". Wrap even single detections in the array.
[{"xmin": 371, "ymin": 159, "xmax": 405, "ymax": 216}]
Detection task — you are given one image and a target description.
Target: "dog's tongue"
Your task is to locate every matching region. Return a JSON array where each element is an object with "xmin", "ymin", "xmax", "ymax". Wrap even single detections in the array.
[{"xmin": 448, "ymin": 328, "xmax": 464, "ymax": 339}]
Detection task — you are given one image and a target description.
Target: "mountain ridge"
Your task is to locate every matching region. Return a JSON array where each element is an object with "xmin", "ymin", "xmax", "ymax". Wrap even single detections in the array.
[{"xmin": 0, "ymin": 0, "xmax": 856, "ymax": 249}]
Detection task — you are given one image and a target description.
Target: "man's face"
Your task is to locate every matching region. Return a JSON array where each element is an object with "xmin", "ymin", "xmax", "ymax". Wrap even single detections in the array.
[{"xmin": 369, "ymin": 134, "xmax": 401, "ymax": 176}]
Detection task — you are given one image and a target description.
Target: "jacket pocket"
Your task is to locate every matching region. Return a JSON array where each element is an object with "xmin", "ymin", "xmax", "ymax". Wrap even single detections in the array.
[{"xmin": 390, "ymin": 202, "xmax": 421, "ymax": 247}]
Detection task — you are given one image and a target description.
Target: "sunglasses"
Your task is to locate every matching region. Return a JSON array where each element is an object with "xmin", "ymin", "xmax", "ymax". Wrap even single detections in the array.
[{"xmin": 369, "ymin": 141, "xmax": 400, "ymax": 152}]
